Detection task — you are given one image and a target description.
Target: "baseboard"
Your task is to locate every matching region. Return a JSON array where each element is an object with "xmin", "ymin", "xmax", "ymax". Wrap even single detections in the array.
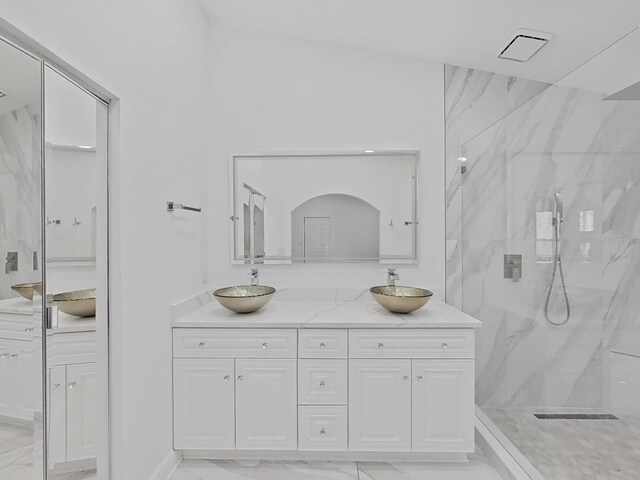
[
  {"xmin": 149, "ymin": 450, "xmax": 182, "ymax": 480},
  {"xmin": 181, "ymin": 450, "xmax": 469, "ymax": 463}
]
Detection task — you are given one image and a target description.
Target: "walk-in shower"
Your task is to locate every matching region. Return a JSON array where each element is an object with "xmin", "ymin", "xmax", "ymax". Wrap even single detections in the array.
[{"xmin": 543, "ymin": 192, "xmax": 571, "ymax": 326}]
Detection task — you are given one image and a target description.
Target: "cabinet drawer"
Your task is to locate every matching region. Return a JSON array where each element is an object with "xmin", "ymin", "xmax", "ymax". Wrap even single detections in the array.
[
  {"xmin": 298, "ymin": 359, "xmax": 347, "ymax": 405},
  {"xmin": 349, "ymin": 329, "xmax": 474, "ymax": 359},
  {"xmin": 173, "ymin": 329, "xmax": 297, "ymax": 358},
  {"xmin": 299, "ymin": 329, "xmax": 347, "ymax": 358},
  {"xmin": 298, "ymin": 406, "xmax": 347, "ymax": 451}
]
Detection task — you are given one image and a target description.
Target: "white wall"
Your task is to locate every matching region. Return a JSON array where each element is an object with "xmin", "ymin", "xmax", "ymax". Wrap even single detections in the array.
[
  {"xmin": 0, "ymin": 2, "xmax": 210, "ymax": 479},
  {"xmin": 207, "ymin": 26, "xmax": 445, "ymax": 295}
]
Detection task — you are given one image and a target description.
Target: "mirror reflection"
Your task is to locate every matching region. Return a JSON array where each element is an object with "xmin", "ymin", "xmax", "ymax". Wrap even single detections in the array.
[
  {"xmin": 0, "ymin": 38, "xmax": 44, "ymax": 480},
  {"xmin": 233, "ymin": 152, "xmax": 418, "ymax": 263},
  {"xmin": 44, "ymin": 67, "xmax": 107, "ymax": 480}
]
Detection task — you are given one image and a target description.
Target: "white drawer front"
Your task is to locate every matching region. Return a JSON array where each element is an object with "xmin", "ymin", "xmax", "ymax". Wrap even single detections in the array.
[
  {"xmin": 349, "ymin": 329, "xmax": 474, "ymax": 359},
  {"xmin": 173, "ymin": 329, "xmax": 297, "ymax": 358},
  {"xmin": 299, "ymin": 329, "xmax": 347, "ymax": 358},
  {"xmin": 298, "ymin": 359, "xmax": 347, "ymax": 405},
  {"xmin": 298, "ymin": 406, "xmax": 347, "ymax": 451}
]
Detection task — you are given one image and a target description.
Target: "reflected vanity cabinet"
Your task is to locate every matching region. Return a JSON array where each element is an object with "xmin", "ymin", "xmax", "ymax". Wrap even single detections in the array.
[{"xmin": 172, "ymin": 327, "xmax": 475, "ymax": 458}]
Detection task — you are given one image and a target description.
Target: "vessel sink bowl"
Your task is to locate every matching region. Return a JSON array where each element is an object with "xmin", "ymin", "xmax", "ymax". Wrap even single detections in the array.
[
  {"xmin": 213, "ymin": 285, "xmax": 276, "ymax": 313},
  {"xmin": 370, "ymin": 285, "xmax": 433, "ymax": 314},
  {"xmin": 50, "ymin": 289, "xmax": 96, "ymax": 317},
  {"xmin": 11, "ymin": 282, "xmax": 43, "ymax": 300}
]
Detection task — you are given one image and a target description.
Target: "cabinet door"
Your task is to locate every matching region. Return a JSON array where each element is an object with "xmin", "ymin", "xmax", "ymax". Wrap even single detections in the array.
[
  {"xmin": 236, "ymin": 359, "xmax": 297, "ymax": 450},
  {"xmin": 66, "ymin": 362, "xmax": 97, "ymax": 461},
  {"xmin": 173, "ymin": 358, "xmax": 235, "ymax": 449},
  {"xmin": 0, "ymin": 340, "xmax": 12, "ymax": 416},
  {"xmin": 412, "ymin": 359, "xmax": 474, "ymax": 452},
  {"xmin": 48, "ymin": 365, "xmax": 67, "ymax": 468},
  {"xmin": 349, "ymin": 359, "xmax": 411, "ymax": 451},
  {"xmin": 15, "ymin": 340, "xmax": 35, "ymax": 419}
]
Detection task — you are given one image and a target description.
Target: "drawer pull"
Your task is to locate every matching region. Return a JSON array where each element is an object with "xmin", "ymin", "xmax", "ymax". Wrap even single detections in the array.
[
  {"xmin": 320, "ymin": 342, "xmax": 326, "ymax": 349},
  {"xmin": 262, "ymin": 342, "xmax": 268, "ymax": 349},
  {"xmin": 378, "ymin": 342, "xmax": 384, "ymax": 349},
  {"xmin": 403, "ymin": 375, "xmax": 409, "ymax": 381},
  {"xmin": 320, "ymin": 380, "xmax": 326, "ymax": 387},
  {"xmin": 237, "ymin": 375, "xmax": 243, "ymax": 382},
  {"xmin": 442, "ymin": 342, "xmax": 448, "ymax": 349},
  {"xmin": 320, "ymin": 427, "xmax": 326, "ymax": 436},
  {"xmin": 0, "ymin": 353, "xmax": 8, "ymax": 359},
  {"xmin": 24, "ymin": 327, "xmax": 34, "ymax": 333},
  {"xmin": 224, "ymin": 374, "xmax": 231, "ymax": 382},
  {"xmin": 198, "ymin": 341, "xmax": 206, "ymax": 348},
  {"xmin": 67, "ymin": 381, "xmax": 76, "ymax": 389},
  {"xmin": 52, "ymin": 382, "xmax": 61, "ymax": 390},
  {"xmin": 416, "ymin": 375, "xmax": 423, "ymax": 381},
  {"xmin": 9, "ymin": 354, "xmax": 18, "ymax": 359}
]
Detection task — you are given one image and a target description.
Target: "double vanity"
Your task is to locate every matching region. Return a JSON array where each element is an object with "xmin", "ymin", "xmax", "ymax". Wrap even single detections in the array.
[{"xmin": 171, "ymin": 285, "xmax": 481, "ymax": 462}]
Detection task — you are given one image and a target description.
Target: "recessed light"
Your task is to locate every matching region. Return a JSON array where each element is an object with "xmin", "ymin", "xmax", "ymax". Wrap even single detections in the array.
[
  {"xmin": 364, "ymin": 150, "xmax": 375, "ymax": 153},
  {"xmin": 458, "ymin": 156, "xmax": 468, "ymax": 162},
  {"xmin": 77, "ymin": 145, "xmax": 94, "ymax": 149}
]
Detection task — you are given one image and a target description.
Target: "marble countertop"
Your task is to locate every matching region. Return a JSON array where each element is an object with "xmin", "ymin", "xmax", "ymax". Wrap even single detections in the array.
[
  {"xmin": 0, "ymin": 296, "xmax": 96, "ymax": 334},
  {"xmin": 173, "ymin": 289, "xmax": 481, "ymax": 329}
]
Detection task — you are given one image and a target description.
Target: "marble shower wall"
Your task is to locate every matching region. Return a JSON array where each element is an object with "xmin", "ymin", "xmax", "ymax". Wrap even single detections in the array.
[
  {"xmin": 445, "ymin": 65, "xmax": 640, "ymax": 409},
  {"xmin": 0, "ymin": 105, "xmax": 41, "ymax": 300}
]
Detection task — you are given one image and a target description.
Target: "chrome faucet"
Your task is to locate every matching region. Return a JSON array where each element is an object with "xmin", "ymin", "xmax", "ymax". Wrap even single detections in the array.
[
  {"xmin": 248, "ymin": 268, "xmax": 259, "ymax": 286},
  {"xmin": 387, "ymin": 268, "xmax": 399, "ymax": 286}
]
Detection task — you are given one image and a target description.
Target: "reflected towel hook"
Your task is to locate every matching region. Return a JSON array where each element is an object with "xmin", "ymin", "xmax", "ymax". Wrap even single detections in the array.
[{"xmin": 167, "ymin": 201, "xmax": 202, "ymax": 213}]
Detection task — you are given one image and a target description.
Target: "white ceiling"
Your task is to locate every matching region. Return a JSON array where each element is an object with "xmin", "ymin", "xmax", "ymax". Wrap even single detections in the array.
[{"xmin": 199, "ymin": 0, "xmax": 640, "ymax": 84}]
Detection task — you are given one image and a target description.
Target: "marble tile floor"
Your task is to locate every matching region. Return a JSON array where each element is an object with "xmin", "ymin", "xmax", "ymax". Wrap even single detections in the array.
[
  {"xmin": 171, "ymin": 449, "xmax": 502, "ymax": 480},
  {"xmin": 485, "ymin": 407, "xmax": 640, "ymax": 480},
  {"xmin": 0, "ymin": 422, "xmax": 95, "ymax": 480}
]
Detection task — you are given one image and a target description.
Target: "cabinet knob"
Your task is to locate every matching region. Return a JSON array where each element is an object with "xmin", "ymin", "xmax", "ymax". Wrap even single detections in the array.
[
  {"xmin": 320, "ymin": 342, "xmax": 326, "ymax": 349},
  {"xmin": 403, "ymin": 375, "xmax": 409, "ymax": 381},
  {"xmin": 262, "ymin": 342, "xmax": 268, "ymax": 349},
  {"xmin": 24, "ymin": 327, "xmax": 34, "ymax": 332},
  {"xmin": 320, "ymin": 380, "xmax": 326, "ymax": 387},
  {"xmin": 237, "ymin": 375, "xmax": 243, "ymax": 382},
  {"xmin": 378, "ymin": 342, "xmax": 384, "ymax": 349},
  {"xmin": 320, "ymin": 427, "xmax": 326, "ymax": 436},
  {"xmin": 52, "ymin": 382, "xmax": 61, "ymax": 390},
  {"xmin": 417, "ymin": 375, "xmax": 423, "ymax": 381},
  {"xmin": 0, "ymin": 353, "xmax": 8, "ymax": 359},
  {"xmin": 198, "ymin": 341, "xmax": 205, "ymax": 348},
  {"xmin": 9, "ymin": 354, "xmax": 18, "ymax": 359},
  {"xmin": 442, "ymin": 342, "xmax": 448, "ymax": 349},
  {"xmin": 224, "ymin": 374, "xmax": 231, "ymax": 382},
  {"xmin": 67, "ymin": 381, "xmax": 77, "ymax": 389}
]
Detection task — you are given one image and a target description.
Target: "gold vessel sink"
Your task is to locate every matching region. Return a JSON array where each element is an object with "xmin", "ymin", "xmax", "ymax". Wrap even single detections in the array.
[
  {"xmin": 50, "ymin": 289, "xmax": 96, "ymax": 317},
  {"xmin": 213, "ymin": 285, "xmax": 276, "ymax": 313},
  {"xmin": 370, "ymin": 285, "xmax": 433, "ymax": 314},
  {"xmin": 11, "ymin": 282, "xmax": 43, "ymax": 300}
]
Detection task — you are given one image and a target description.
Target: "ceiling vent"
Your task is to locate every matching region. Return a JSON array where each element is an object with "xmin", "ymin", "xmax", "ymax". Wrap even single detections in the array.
[{"xmin": 499, "ymin": 29, "xmax": 553, "ymax": 62}]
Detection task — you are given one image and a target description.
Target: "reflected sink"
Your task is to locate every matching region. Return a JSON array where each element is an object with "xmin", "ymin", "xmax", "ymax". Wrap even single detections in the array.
[
  {"xmin": 50, "ymin": 289, "xmax": 96, "ymax": 317},
  {"xmin": 213, "ymin": 285, "xmax": 276, "ymax": 313},
  {"xmin": 11, "ymin": 282, "xmax": 43, "ymax": 300},
  {"xmin": 370, "ymin": 286, "xmax": 433, "ymax": 314}
]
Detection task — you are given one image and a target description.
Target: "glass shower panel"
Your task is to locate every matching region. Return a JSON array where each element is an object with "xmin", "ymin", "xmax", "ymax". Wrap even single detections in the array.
[
  {"xmin": 44, "ymin": 66, "xmax": 108, "ymax": 480},
  {"xmin": 0, "ymin": 38, "xmax": 44, "ymax": 480},
  {"xmin": 455, "ymin": 30, "xmax": 640, "ymax": 479}
]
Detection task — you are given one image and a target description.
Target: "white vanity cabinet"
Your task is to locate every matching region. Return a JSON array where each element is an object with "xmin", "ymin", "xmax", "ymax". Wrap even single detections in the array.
[
  {"xmin": 172, "ymin": 318, "xmax": 478, "ymax": 459},
  {"xmin": 0, "ymin": 337, "xmax": 36, "ymax": 421}
]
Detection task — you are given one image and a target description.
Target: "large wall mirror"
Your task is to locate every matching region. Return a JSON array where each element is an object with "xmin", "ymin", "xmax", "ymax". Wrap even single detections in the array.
[{"xmin": 232, "ymin": 151, "xmax": 418, "ymax": 264}]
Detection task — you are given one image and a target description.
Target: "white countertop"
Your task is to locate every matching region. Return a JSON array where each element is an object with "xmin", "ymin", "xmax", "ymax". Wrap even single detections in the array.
[
  {"xmin": 0, "ymin": 296, "xmax": 96, "ymax": 334},
  {"xmin": 172, "ymin": 289, "xmax": 481, "ymax": 329}
]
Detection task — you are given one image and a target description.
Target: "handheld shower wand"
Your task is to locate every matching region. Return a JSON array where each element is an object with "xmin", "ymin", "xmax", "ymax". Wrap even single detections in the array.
[{"xmin": 544, "ymin": 193, "xmax": 571, "ymax": 326}]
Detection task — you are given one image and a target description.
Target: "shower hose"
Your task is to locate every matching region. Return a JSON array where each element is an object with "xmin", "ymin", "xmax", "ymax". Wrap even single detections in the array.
[{"xmin": 543, "ymin": 219, "xmax": 571, "ymax": 326}]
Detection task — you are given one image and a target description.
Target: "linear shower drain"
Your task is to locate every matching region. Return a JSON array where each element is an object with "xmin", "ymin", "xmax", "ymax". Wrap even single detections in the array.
[{"xmin": 534, "ymin": 413, "xmax": 619, "ymax": 420}]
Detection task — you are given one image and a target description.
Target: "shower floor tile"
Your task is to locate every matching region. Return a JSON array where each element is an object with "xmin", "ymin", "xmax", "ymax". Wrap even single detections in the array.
[{"xmin": 484, "ymin": 407, "xmax": 640, "ymax": 480}]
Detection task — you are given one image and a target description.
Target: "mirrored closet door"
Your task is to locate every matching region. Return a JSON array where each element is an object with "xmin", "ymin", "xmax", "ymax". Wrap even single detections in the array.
[
  {"xmin": 0, "ymin": 30, "xmax": 109, "ymax": 480},
  {"xmin": 0, "ymin": 36, "xmax": 45, "ymax": 480}
]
